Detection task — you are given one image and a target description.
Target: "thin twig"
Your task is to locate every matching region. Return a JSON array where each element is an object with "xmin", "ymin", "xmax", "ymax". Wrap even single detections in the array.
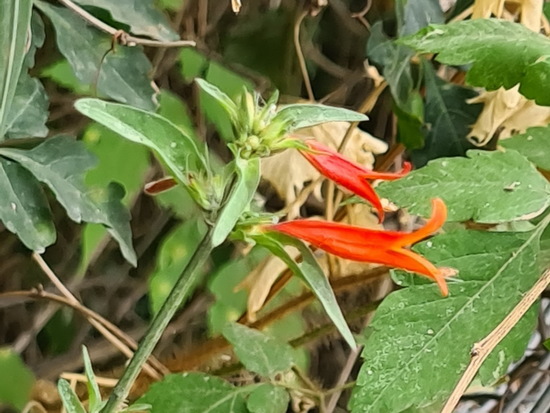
[
  {"xmin": 57, "ymin": 0, "xmax": 196, "ymax": 48},
  {"xmin": 294, "ymin": 9, "xmax": 315, "ymax": 101},
  {"xmin": 32, "ymin": 253, "xmax": 168, "ymax": 378},
  {"xmin": 441, "ymin": 268, "xmax": 550, "ymax": 413}
]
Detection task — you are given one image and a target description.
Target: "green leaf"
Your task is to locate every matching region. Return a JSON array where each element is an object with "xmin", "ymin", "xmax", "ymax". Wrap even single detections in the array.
[
  {"xmin": 81, "ymin": 346, "xmax": 102, "ymax": 413},
  {"xmin": 272, "ymin": 104, "xmax": 368, "ymax": 133},
  {"xmin": 544, "ymin": 338, "xmax": 550, "ymax": 351},
  {"xmin": 222, "ymin": 323, "xmax": 296, "ymax": 377},
  {"xmin": 74, "ymin": 0, "xmax": 179, "ymax": 41},
  {"xmin": 57, "ymin": 379, "xmax": 87, "ymax": 413},
  {"xmin": 411, "ymin": 60, "xmax": 481, "ymax": 166},
  {"xmin": 23, "ymin": 11, "xmax": 46, "ymax": 69},
  {"xmin": 75, "ymin": 98, "xmax": 206, "ymax": 186},
  {"xmin": 377, "ymin": 150, "xmax": 550, "ymax": 223},
  {"xmin": 0, "ymin": 136, "xmax": 136, "ymax": 264},
  {"xmin": 350, "ymin": 227, "xmax": 544, "ymax": 413},
  {"xmin": 246, "ymin": 384, "xmax": 290, "ymax": 413},
  {"xmin": 149, "ymin": 219, "xmax": 207, "ymax": 315},
  {"xmin": 35, "ymin": 1, "xmax": 155, "ymax": 110},
  {"xmin": 0, "ymin": 348, "xmax": 34, "ymax": 409},
  {"xmin": 500, "ymin": 126, "xmax": 550, "ymax": 171},
  {"xmin": 0, "ymin": 158, "xmax": 55, "ymax": 252},
  {"xmin": 138, "ymin": 373, "xmax": 249, "ymax": 413},
  {"xmin": 394, "ymin": 91, "xmax": 425, "ymax": 150},
  {"xmin": 254, "ymin": 232, "xmax": 356, "ymax": 348},
  {"xmin": 211, "ymin": 157, "xmax": 260, "ymax": 247},
  {"xmin": 195, "ymin": 79, "xmax": 239, "ymax": 125},
  {"xmin": 399, "ymin": 19, "xmax": 550, "ymax": 105},
  {"xmin": 5, "ymin": 74, "xmax": 49, "ymax": 139},
  {"xmin": 0, "ymin": 0, "xmax": 33, "ymax": 139},
  {"xmin": 157, "ymin": 90, "xmax": 200, "ymax": 143}
]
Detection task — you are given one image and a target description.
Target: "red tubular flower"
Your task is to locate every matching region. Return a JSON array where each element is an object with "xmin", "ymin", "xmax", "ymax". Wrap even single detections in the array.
[
  {"xmin": 299, "ymin": 139, "xmax": 411, "ymax": 222},
  {"xmin": 266, "ymin": 198, "xmax": 449, "ymax": 296}
]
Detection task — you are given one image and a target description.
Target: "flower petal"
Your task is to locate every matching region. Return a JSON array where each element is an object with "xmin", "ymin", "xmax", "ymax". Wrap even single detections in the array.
[
  {"xmin": 300, "ymin": 140, "xmax": 385, "ymax": 221},
  {"xmin": 360, "ymin": 161, "xmax": 412, "ymax": 181}
]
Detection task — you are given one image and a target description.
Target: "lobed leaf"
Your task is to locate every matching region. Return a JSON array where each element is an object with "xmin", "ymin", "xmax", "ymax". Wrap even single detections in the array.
[
  {"xmin": 0, "ymin": 136, "xmax": 136, "ymax": 264},
  {"xmin": 35, "ymin": 1, "xmax": 156, "ymax": 110},
  {"xmin": 0, "ymin": 158, "xmax": 55, "ymax": 252},
  {"xmin": 350, "ymin": 227, "xmax": 544, "ymax": 412},
  {"xmin": 377, "ymin": 150, "xmax": 550, "ymax": 223},
  {"xmin": 400, "ymin": 19, "xmax": 550, "ymax": 105}
]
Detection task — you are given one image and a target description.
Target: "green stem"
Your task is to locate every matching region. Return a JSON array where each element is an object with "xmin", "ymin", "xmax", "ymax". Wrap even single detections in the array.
[{"xmin": 100, "ymin": 227, "xmax": 214, "ymax": 413}]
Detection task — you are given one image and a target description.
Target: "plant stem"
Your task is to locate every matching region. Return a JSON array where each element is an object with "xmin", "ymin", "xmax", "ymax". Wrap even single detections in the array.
[{"xmin": 100, "ymin": 227, "xmax": 214, "ymax": 413}]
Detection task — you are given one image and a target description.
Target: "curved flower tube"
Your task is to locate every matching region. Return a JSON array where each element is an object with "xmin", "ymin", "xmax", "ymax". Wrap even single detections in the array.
[
  {"xmin": 265, "ymin": 198, "xmax": 449, "ymax": 296},
  {"xmin": 299, "ymin": 139, "xmax": 411, "ymax": 222}
]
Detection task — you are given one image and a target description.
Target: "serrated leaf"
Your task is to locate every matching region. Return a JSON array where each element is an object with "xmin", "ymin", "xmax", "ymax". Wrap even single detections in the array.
[
  {"xmin": 149, "ymin": 219, "xmax": 207, "ymax": 315},
  {"xmin": 254, "ymin": 232, "xmax": 356, "ymax": 348},
  {"xmin": 138, "ymin": 373, "xmax": 249, "ymax": 413},
  {"xmin": 74, "ymin": 0, "xmax": 178, "ymax": 41},
  {"xmin": 75, "ymin": 98, "xmax": 206, "ymax": 187},
  {"xmin": 350, "ymin": 227, "xmax": 543, "ymax": 413},
  {"xmin": 0, "ymin": 136, "xmax": 136, "ymax": 264},
  {"xmin": 0, "ymin": 348, "xmax": 34, "ymax": 409},
  {"xmin": 500, "ymin": 126, "xmax": 550, "ymax": 171},
  {"xmin": 57, "ymin": 379, "xmax": 87, "ymax": 413},
  {"xmin": 222, "ymin": 323, "xmax": 296, "ymax": 377},
  {"xmin": 5, "ymin": 74, "xmax": 48, "ymax": 139},
  {"xmin": 0, "ymin": 158, "xmax": 55, "ymax": 252},
  {"xmin": 81, "ymin": 346, "xmax": 102, "ymax": 413},
  {"xmin": 377, "ymin": 150, "xmax": 550, "ymax": 223},
  {"xmin": 399, "ymin": 19, "xmax": 550, "ymax": 105},
  {"xmin": 0, "ymin": 0, "xmax": 33, "ymax": 139},
  {"xmin": 35, "ymin": 1, "xmax": 155, "ymax": 110},
  {"xmin": 411, "ymin": 60, "xmax": 480, "ymax": 166},
  {"xmin": 212, "ymin": 157, "xmax": 260, "ymax": 247},
  {"xmin": 273, "ymin": 104, "xmax": 368, "ymax": 133},
  {"xmin": 246, "ymin": 383, "xmax": 289, "ymax": 413}
]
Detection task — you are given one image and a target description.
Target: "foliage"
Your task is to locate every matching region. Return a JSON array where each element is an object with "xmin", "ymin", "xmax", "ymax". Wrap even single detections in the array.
[{"xmin": 2, "ymin": 1, "xmax": 550, "ymax": 413}]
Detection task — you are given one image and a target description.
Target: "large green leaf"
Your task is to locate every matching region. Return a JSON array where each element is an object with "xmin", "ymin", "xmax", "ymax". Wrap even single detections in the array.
[
  {"xmin": 273, "ymin": 104, "xmax": 368, "ymax": 133},
  {"xmin": 0, "ymin": 348, "xmax": 34, "ymax": 410},
  {"xmin": 138, "ymin": 373, "xmax": 249, "ymax": 413},
  {"xmin": 377, "ymin": 150, "xmax": 550, "ymax": 223},
  {"xmin": 222, "ymin": 323, "xmax": 296, "ymax": 377},
  {"xmin": 0, "ymin": 0, "xmax": 33, "ymax": 139},
  {"xmin": 399, "ymin": 19, "xmax": 550, "ymax": 105},
  {"xmin": 74, "ymin": 0, "xmax": 178, "ymax": 41},
  {"xmin": 5, "ymin": 74, "xmax": 48, "ymax": 139},
  {"xmin": 75, "ymin": 98, "xmax": 206, "ymax": 186},
  {"xmin": 350, "ymin": 227, "xmax": 543, "ymax": 412},
  {"xmin": 254, "ymin": 232, "xmax": 356, "ymax": 348},
  {"xmin": 500, "ymin": 126, "xmax": 550, "ymax": 171},
  {"xmin": 35, "ymin": 1, "xmax": 155, "ymax": 110},
  {"xmin": 0, "ymin": 136, "xmax": 136, "ymax": 264},
  {"xmin": 0, "ymin": 158, "xmax": 55, "ymax": 252},
  {"xmin": 149, "ymin": 219, "xmax": 207, "ymax": 315},
  {"xmin": 411, "ymin": 60, "xmax": 480, "ymax": 166}
]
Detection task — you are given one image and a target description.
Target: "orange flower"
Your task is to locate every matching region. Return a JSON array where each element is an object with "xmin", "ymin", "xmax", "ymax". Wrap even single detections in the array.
[
  {"xmin": 266, "ymin": 198, "xmax": 449, "ymax": 296},
  {"xmin": 299, "ymin": 139, "xmax": 411, "ymax": 222}
]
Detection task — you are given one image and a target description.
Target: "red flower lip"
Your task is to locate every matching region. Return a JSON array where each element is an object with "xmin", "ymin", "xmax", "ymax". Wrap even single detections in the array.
[
  {"xmin": 266, "ymin": 198, "xmax": 449, "ymax": 296},
  {"xmin": 299, "ymin": 139, "xmax": 411, "ymax": 222}
]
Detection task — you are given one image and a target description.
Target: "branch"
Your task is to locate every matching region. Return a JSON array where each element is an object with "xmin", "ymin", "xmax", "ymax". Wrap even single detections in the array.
[
  {"xmin": 57, "ymin": 0, "xmax": 196, "ymax": 48},
  {"xmin": 441, "ymin": 268, "xmax": 550, "ymax": 413}
]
